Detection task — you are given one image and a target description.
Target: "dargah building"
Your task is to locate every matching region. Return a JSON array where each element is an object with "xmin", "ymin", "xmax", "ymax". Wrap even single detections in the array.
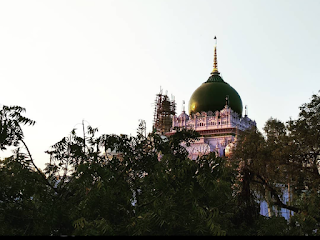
[{"xmin": 165, "ymin": 37, "xmax": 256, "ymax": 159}]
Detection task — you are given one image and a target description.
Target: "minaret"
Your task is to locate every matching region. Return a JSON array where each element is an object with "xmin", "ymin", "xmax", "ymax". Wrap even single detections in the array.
[{"xmin": 211, "ymin": 36, "xmax": 220, "ymax": 75}]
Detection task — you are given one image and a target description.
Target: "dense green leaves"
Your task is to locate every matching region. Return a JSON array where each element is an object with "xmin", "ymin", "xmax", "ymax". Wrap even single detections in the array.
[
  {"xmin": 2, "ymin": 91, "xmax": 320, "ymax": 235},
  {"xmin": 0, "ymin": 112, "xmax": 235, "ymax": 235},
  {"xmin": 0, "ymin": 106, "xmax": 35, "ymax": 150},
  {"xmin": 227, "ymin": 91, "xmax": 320, "ymax": 235}
]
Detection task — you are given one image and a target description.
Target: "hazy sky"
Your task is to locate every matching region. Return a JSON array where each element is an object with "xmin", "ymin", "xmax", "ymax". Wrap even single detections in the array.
[{"xmin": 1, "ymin": 0, "xmax": 320, "ymax": 169}]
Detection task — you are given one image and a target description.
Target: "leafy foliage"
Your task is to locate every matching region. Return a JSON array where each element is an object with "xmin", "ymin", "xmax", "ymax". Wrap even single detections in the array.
[
  {"xmin": 227, "ymin": 91, "xmax": 320, "ymax": 235},
  {"xmin": 2, "ymin": 91, "xmax": 320, "ymax": 235},
  {"xmin": 0, "ymin": 106, "xmax": 35, "ymax": 150}
]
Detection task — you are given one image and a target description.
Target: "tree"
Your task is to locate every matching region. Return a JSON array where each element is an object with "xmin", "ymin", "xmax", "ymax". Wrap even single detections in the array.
[
  {"xmin": 228, "ymin": 91, "xmax": 320, "ymax": 235},
  {"xmin": 284, "ymin": 91, "xmax": 320, "ymax": 234},
  {"xmin": 0, "ymin": 105, "xmax": 58, "ymax": 235},
  {"xmin": 3, "ymin": 89, "xmax": 320, "ymax": 236},
  {"xmin": 128, "ymin": 129, "xmax": 234, "ymax": 235},
  {"xmin": 47, "ymin": 127, "xmax": 235, "ymax": 235},
  {"xmin": 228, "ymin": 126, "xmax": 266, "ymax": 232}
]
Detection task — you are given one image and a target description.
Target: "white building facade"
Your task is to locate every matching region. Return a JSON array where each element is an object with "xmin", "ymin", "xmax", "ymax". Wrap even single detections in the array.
[{"xmin": 167, "ymin": 105, "xmax": 256, "ymax": 159}]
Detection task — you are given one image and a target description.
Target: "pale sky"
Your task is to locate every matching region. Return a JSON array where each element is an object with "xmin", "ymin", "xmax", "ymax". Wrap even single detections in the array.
[{"xmin": 1, "ymin": 0, "xmax": 319, "ymax": 170}]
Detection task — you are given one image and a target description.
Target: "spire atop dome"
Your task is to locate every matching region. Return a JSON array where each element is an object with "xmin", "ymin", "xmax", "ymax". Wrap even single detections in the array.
[{"xmin": 211, "ymin": 36, "xmax": 220, "ymax": 75}]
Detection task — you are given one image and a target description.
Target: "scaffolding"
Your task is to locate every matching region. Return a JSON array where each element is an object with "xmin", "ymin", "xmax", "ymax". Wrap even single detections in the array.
[{"xmin": 153, "ymin": 88, "xmax": 176, "ymax": 134}]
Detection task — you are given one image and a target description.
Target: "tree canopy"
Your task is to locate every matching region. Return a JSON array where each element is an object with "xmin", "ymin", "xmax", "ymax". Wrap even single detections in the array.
[{"xmin": 1, "ymin": 91, "xmax": 320, "ymax": 235}]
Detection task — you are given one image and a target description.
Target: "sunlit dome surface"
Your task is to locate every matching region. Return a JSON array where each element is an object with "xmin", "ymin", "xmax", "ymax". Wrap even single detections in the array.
[{"xmin": 188, "ymin": 72, "xmax": 243, "ymax": 116}]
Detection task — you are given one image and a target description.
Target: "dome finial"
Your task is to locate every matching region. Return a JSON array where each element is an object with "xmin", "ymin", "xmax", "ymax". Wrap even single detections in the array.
[{"xmin": 211, "ymin": 36, "xmax": 220, "ymax": 75}]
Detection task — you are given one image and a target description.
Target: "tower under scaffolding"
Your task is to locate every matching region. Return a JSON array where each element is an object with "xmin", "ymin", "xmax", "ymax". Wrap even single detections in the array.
[{"xmin": 153, "ymin": 88, "xmax": 176, "ymax": 134}]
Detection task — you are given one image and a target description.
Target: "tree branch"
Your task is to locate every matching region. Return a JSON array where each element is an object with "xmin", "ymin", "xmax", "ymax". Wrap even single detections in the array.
[
  {"xmin": 253, "ymin": 170, "xmax": 300, "ymax": 213},
  {"xmin": 21, "ymin": 139, "xmax": 59, "ymax": 194}
]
